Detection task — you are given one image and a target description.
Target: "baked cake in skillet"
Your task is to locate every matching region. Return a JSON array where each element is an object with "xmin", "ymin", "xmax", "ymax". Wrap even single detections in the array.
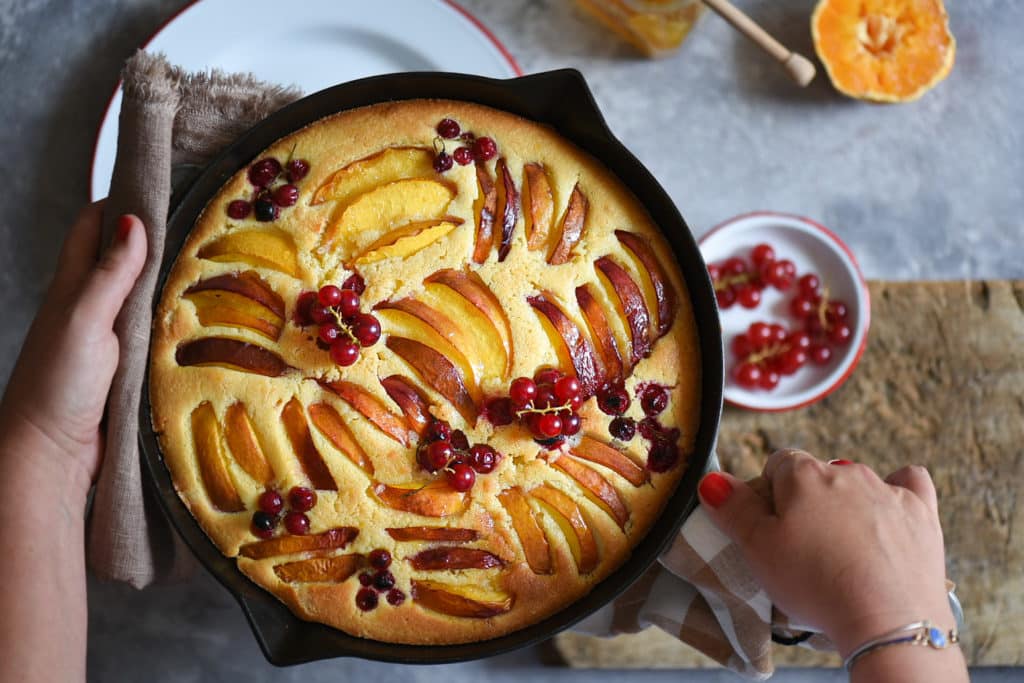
[{"xmin": 150, "ymin": 99, "xmax": 701, "ymax": 644}]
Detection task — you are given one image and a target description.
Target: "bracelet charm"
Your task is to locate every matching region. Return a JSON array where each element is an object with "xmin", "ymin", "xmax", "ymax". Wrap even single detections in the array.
[{"xmin": 844, "ymin": 620, "xmax": 960, "ymax": 671}]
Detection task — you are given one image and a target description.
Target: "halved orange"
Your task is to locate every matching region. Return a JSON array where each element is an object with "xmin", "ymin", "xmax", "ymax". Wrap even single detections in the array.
[{"xmin": 812, "ymin": 0, "xmax": 956, "ymax": 102}]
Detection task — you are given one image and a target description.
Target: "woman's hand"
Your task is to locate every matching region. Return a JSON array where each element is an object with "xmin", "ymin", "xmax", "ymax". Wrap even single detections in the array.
[
  {"xmin": 698, "ymin": 450, "xmax": 958, "ymax": 662},
  {"xmin": 0, "ymin": 202, "xmax": 147, "ymax": 496}
]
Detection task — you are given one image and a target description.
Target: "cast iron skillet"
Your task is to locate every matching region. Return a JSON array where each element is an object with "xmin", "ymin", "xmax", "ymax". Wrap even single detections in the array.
[{"xmin": 139, "ymin": 69, "xmax": 723, "ymax": 666}]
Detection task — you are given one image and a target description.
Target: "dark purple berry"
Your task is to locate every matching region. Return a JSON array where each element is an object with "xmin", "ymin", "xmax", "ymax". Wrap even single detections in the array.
[
  {"xmin": 355, "ymin": 588, "xmax": 379, "ymax": 611},
  {"xmin": 373, "ymin": 570, "xmax": 396, "ymax": 591},
  {"xmin": 609, "ymin": 416, "xmax": 636, "ymax": 441},
  {"xmin": 286, "ymin": 159, "xmax": 310, "ymax": 182},
  {"xmin": 254, "ymin": 198, "xmax": 277, "ymax": 221},
  {"xmin": 433, "ymin": 152, "xmax": 453, "ymax": 173},
  {"xmin": 436, "ymin": 118, "xmax": 461, "ymax": 139},
  {"xmin": 248, "ymin": 158, "xmax": 281, "ymax": 187}
]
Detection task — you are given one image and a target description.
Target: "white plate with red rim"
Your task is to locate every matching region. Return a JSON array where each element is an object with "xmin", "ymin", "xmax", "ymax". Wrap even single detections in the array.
[
  {"xmin": 89, "ymin": 0, "xmax": 521, "ymax": 200},
  {"xmin": 699, "ymin": 211, "xmax": 871, "ymax": 412}
]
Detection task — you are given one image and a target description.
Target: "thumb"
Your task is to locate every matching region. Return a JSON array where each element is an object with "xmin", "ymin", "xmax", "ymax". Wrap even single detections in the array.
[
  {"xmin": 698, "ymin": 471, "xmax": 775, "ymax": 553},
  {"xmin": 74, "ymin": 214, "xmax": 148, "ymax": 330}
]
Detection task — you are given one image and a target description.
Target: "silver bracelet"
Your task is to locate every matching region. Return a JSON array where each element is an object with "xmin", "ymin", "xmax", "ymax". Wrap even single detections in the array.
[{"xmin": 843, "ymin": 621, "xmax": 960, "ymax": 671}]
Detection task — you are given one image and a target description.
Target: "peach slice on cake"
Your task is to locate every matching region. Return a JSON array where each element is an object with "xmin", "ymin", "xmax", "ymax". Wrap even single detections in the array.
[
  {"xmin": 385, "ymin": 526, "xmax": 478, "ymax": 542},
  {"xmin": 570, "ymin": 436, "xmax": 648, "ymax": 487},
  {"xmin": 595, "ymin": 256, "xmax": 653, "ymax": 364},
  {"xmin": 311, "ymin": 146, "xmax": 435, "ymax": 206},
  {"xmin": 386, "ymin": 336, "xmax": 477, "ymax": 424},
  {"xmin": 197, "ymin": 228, "xmax": 300, "ymax": 277},
  {"xmin": 184, "ymin": 271, "xmax": 285, "ymax": 340},
  {"xmin": 498, "ymin": 487, "xmax": 552, "ymax": 575},
  {"xmin": 550, "ymin": 454, "xmax": 630, "ymax": 529},
  {"xmin": 190, "ymin": 402, "xmax": 245, "ymax": 512},
  {"xmin": 530, "ymin": 484, "xmax": 599, "ymax": 574},
  {"xmin": 575, "ymin": 284, "xmax": 625, "ymax": 386},
  {"xmin": 411, "ymin": 579, "xmax": 514, "ymax": 618},
  {"xmin": 616, "ymin": 230, "xmax": 677, "ymax": 337},
  {"xmin": 371, "ymin": 480, "xmax": 467, "ymax": 518},
  {"xmin": 528, "ymin": 291, "xmax": 601, "ymax": 397},
  {"xmin": 223, "ymin": 402, "xmax": 275, "ymax": 485},
  {"xmin": 523, "ymin": 162, "xmax": 554, "ymax": 251},
  {"xmin": 494, "ymin": 158, "xmax": 520, "ymax": 262},
  {"xmin": 175, "ymin": 337, "xmax": 291, "ymax": 377},
  {"xmin": 408, "ymin": 547, "xmax": 505, "ymax": 571},
  {"xmin": 351, "ymin": 217, "xmax": 462, "ymax": 266},
  {"xmin": 280, "ymin": 397, "xmax": 337, "ymax": 491},
  {"xmin": 549, "ymin": 183, "xmax": 588, "ymax": 265},
  {"xmin": 319, "ymin": 380, "xmax": 411, "ymax": 446},
  {"xmin": 240, "ymin": 526, "xmax": 358, "ymax": 560},
  {"xmin": 380, "ymin": 375, "xmax": 433, "ymax": 437},
  {"xmin": 424, "ymin": 268, "xmax": 513, "ymax": 377},
  {"xmin": 273, "ymin": 554, "xmax": 363, "ymax": 584},
  {"xmin": 472, "ymin": 161, "xmax": 497, "ymax": 264},
  {"xmin": 307, "ymin": 402, "xmax": 374, "ymax": 475}
]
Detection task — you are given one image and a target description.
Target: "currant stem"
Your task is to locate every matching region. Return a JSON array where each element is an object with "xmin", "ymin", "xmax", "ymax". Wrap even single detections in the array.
[
  {"xmin": 744, "ymin": 343, "xmax": 791, "ymax": 366},
  {"xmin": 713, "ymin": 272, "xmax": 757, "ymax": 291}
]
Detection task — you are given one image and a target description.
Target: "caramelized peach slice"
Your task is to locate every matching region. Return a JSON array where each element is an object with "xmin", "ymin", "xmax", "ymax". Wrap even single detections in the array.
[
  {"xmin": 375, "ymin": 298, "xmax": 461, "ymax": 352},
  {"xmin": 408, "ymin": 547, "xmax": 505, "ymax": 571},
  {"xmin": 551, "ymin": 454, "xmax": 630, "ymax": 529},
  {"xmin": 312, "ymin": 146, "xmax": 435, "ymax": 206},
  {"xmin": 197, "ymin": 228, "xmax": 299, "ymax": 277},
  {"xmin": 571, "ymin": 435, "xmax": 648, "ymax": 487},
  {"xmin": 528, "ymin": 292, "xmax": 601, "ymax": 397},
  {"xmin": 380, "ymin": 375, "xmax": 433, "ymax": 437},
  {"xmin": 280, "ymin": 397, "xmax": 337, "ymax": 490},
  {"xmin": 576, "ymin": 284, "xmax": 624, "ymax": 386},
  {"xmin": 549, "ymin": 183, "xmax": 588, "ymax": 265},
  {"xmin": 273, "ymin": 554, "xmax": 362, "ymax": 584},
  {"xmin": 190, "ymin": 402, "xmax": 244, "ymax": 512},
  {"xmin": 175, "ymin": 337, "xmax": 290, "ymax": 377},
  {"xmin": 319, "ymin": 380, "xmax": 411, "ymax": 446},
  {"xmin": 472, "ymin": 162, "xmax": 497, "ymax": 263},
  {"xmin": 375, "ymin": 298, "xmax": 480, "ymax": 387},
  {"xmin": 411, "ymin": 579, "xmax": 514, "ymax": 618},
  {"xmin": 498, "ymin": 487, "xmax": 552, "ymax": 575},
  {"xmin": 307, "ymin": 403, "xmax": 374, "ymax": 475},
  {"xmin": 240, "ymin": 527, "xmax": 358, "ymax": 560},
  {"xmin": 424, "ymin": 269, "xmax": 513, "ymax": 377},
  {"xmin": 494, "ymin": 158, "xmax": 519, "ymax": 261},
  {"xmin": 184, "ymin": 271, "xmax": 285, "ymax": 317},
  {"xmin": 596, "ymin": 256, "xmax": 652, "ymax": 364},
  {"xmin": 223, "ymin": 403, "xmax": 275, "ymax": 485},
  {"xmin": 372, "ymin": 480, "xmax": 466, "ymax": 518},
  {"xmin": 352, "ymin": 218, "xmax": 461, "ymax": 266},
  {"xmin": 386, "ymin": 527, "xmax": 478, "ymax": 542},
  {"xmin": 530, "ymin": 484, "xmax": 599, "ymax": 574},
  {"xmin": 185, "ymin": 295, "xmax": 281, "ymax": 340},
  {"xmin": 324, "ymin": 178, "xmax": 455, "ymax": 254},
  {"xmin": 616, "ymin": 230, "xmax": 677, "ymax": 337},
  {"xmin": 523, "ymin": 162, "xmax": 554, "ymax": 251},
  {"xmin": 386, "ymin": 336, "xmax": 477, "ymax": 424}
]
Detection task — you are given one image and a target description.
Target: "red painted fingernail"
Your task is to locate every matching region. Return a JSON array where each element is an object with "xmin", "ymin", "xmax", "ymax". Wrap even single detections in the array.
[
  {"xmin": 828, "ymin": 459, "xmax": 853, "ymax": 466},
  {"xmin": 116, "ymin": 215, "xmax": 133, "ymax": 241},
  {"xmin": 699, "ymin": 472, "xmax": 733, "ymax": 508}
]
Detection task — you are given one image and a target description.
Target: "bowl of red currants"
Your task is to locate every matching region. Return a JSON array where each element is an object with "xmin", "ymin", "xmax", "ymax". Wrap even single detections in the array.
[{"xmin": 700, "ymin": 211, "xmax": 870, "ymax": 412}]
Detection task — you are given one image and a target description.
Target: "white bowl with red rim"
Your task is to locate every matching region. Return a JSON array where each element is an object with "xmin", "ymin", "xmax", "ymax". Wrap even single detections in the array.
[{"xmin": 699, "ymin": 212, "xmax": 871, "ymax": 412}]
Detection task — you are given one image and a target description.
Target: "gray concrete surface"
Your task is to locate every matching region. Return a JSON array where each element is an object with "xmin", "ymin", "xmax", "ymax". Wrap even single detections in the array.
[{"xmin": 1, "ymin": 0, "xmax": 1021, "ymax": 680}]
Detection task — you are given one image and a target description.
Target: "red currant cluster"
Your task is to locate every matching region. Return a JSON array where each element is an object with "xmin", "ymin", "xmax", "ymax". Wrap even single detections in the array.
[
  {"xmin": 355, "ymin": 549, "xmax": 405, "ymax": 611},
  {"xmin": 708, "ymin": 243, "xmax": 796, "ymax": 309},
  {"xmin": 790, "ymin": 273, "xmax": 853, "ymax": 347},
  {"xmin": 251, "ymin": 486, "xmax": 317, "ymax": 539},
  {"xmin": 295, "ymin": 275, "xmax": 380, "ymax": 367},
  {"xmin": 432, "ymin": 117, "xmax": 498, "ymax": 172},
  {"xmin": 416, "ymin": 419, "xmax": 503, "ymax": 492},
  {"xmin": 596, "ymin": 382, "xmax": 679, "ymax": 472},
  {"xmin": 485, "ymin": 368, "xmax": 583, "ymax": 448},
  {"xmin": 227, "ymin": 155, "xmax": 310, "ymax": 222},
  {"xmin": 731, "ymin": 322, "xmax": 816, "ymax": 390}
]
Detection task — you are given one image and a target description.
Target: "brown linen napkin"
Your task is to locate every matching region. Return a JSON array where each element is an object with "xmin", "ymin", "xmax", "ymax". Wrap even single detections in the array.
[{"xmin": 86, "ymin": 51, "xmax": 300, "ymax": 588}]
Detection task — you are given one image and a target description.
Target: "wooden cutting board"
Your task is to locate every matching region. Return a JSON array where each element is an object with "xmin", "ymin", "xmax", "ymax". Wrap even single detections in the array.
[{"xmin": 553, "ymin": 280, "xmax": 1024, "ymax": 668}]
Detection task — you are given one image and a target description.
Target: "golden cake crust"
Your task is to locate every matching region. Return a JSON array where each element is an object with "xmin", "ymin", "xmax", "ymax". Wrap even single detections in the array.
[{"xmin": 150, "ymin": 99, "xmax": 701, "ymax": 644}]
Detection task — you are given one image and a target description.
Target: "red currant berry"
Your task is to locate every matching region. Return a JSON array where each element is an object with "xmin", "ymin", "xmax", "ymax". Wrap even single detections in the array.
[
  {"xmin": 294, "ymin": 291, "xmax": 317, "ymax": 326},
  {"xmin": 316, "ymin": 285, "xmax": 341, "ymax": 307},
  {"xmin": 748, "ymin": 322, "xmax": 772, "ymax": 348},
  {"xmin": 330, "ymin": 340, "xmax": 360, "ymax": 366},
  {"xmin": 561, "ymin": 413, "xmax": 582, "ymax": 436},
  {"xmin": 534, "ymin": 367, "xmax": 563, "ymax": 386},
  {"xmin": 318, "ymin": 324, "xmax": 341, "ymax": 345},
  {"xmin": 352, "ymin": 314, "xmax": 381, "ymax": 346},
  {"xmin": 426, "ymin": 420, "xmax": 452, "ymax": 442},
  {"xmin": 469, "ymin": 444, "xmax": 499, "ymax": 473},
  {"xmin": 286, "ymin": 159, "xmax": 310, "ymax": 182},
  {"xmin": 759, "ymin": 368, "xmax": 781, "ymax": 390},
  {"xmin": 731, "ymin": 333, "xmax": 753, "ymax": 360},
  {"xmin": 472, "ymin": 136, "xmax": 497, "ymax": 161},
  {"xmin": 554, "ymin": 376, "xmax": 582, "ymax": 402},
  {"xmin": 273, "ymin": 183, "xmax": 299, "ymax": 207},
  {"xmin": 638, "ymin": 416, "xmax": 661, "ymax": 441},
  {"xmin": 433, "ymin": 152, "xmax": 453, "ymax": 173},
  {"xmin": 829, "ymin": 322, "xmax": 853, "ymax": 345},
  {"xmin": 373, "ymin": 570, "xmax": 396, "ymax": 591},
  {"xmin": 647, "ymin": 440, "xmax": 680, "ymax": 473},
  {"xmin": 426, "ymin": 441, "xmax": 454, "ymax": 470},
  {"xmin": 735, "ymin": 362, "xmax": 763, "ymax": 389},
  {"xmin": 716, "ymin": 288, "xmax": 736, "ymax": 309},
  {"xmin": 810, "ymin": 344, "xmax": 832, "ymax": 365},
  {"xmin": 707, "ymin": 263, "xmax": 721, "ymax": 281},
  {"xmin": 609, "ymin": 416, "xmax": 636, "ymax": 441},
  {"xmin": 248, "ymin": 158, "xmax": 281, "ymax": 187},
  {"xmin": 368, "ymin": 548, "xmax": 392, "ymax": 570},
  {"xmin": 257, "ymin": 490, "xmax": 284, "ymax": 515},
  {"xmin": 453, "ymin": 146, "xmax": 474, "ymax": 165},
  {"xmin": 751, "ymin": 243, "xmax": 775, "ymax": 267},
  {"xmin": 778, "ymin": 347, "xmax": 809, "ymax": 375},
  {"xmin": 509, "ymin": 377, "xmax": 537, "ymax": 408},
  {"xmin": 310, "ymin": 303, "xmax": 332, "ymax": 325},
  {"xmin": 641, "ymin": 385, "xmax": 669, "ymax": 416},
  {"xmin": 827, "ymin": 300, "xmax": 849, "ymax": 322},
  {"xmin": 737, "ymin": 286, "xmax": 761, "ymax": 309},
  {"xmin": 386, "ymin": 589, "xmax": 406, "ymax": 606},
  {"xmin": 284, "ymin": 511, "xmax": 310, "ymax": 535},
  {"xmin": 342, "ymin": 273, "xmax": 366, "ymax": 294},
  {"xmin": 723, "ymin": 257, "xmax": 746, "ymax": 276},
  {"xmin": 791, "ymin": 296, "xmax": 815, "ymax": 319},
  {"xmin": 763, "ymin": 260, "xmax": 792, "ymax": 289},
  {"xmin": 566, "ymin": 394, "xmax": 584, "ymax": 411},
  {"xmin": 537, "ymin": 413, "xmax": 562, "ymax": 438},
  {"xmin": 447, "ymin": 463, "xmax": 476, "ymax": 492},
  {"xmin": 798, "ymin": 273, "xmax": 821, "ymax": 297},
  {"xmin": 251, "ymin": 511, "xmax": 276, "ymax": 539},
  {"xmin": 338, "ymin": 289, "xmax": 361, "ymax": 319},
  {"xmin": 535, "ymin": 386, "xmax": 557, "ymax": 409},
  {"xmin": 788, "ymin": 331, "xmax": 812, "ymax": 350},
  {"xmin": 597, "ymin": 385, "xmax": 630, "ymax": 416},
  {"xmin": 288, "ymin": 486, "xmax": 317, "ymax": 512},
  {"xmin": 770, "ymin": 323, "xmax": 787, "ymax": 344},
  {"xmin": 436, "ymin": 118, "xmax": 461, "ymax": 139},
  {"xmin": 356, "ymin": 588, "xmax": 379, "ymax": 611},
  {"xmin": 483, "ymin": 397, "xmax": 515, "ymax": 426},
  {"xmin": 227, "ymin": 199, "xmax": 251, "ymax": 219},
  {"xmin": 417, "ymin": 442, "xmax": 445, "ymax": 472},
  {"xmin": 450, "ymin": 430, "xmax": 470, "ymax": 451},
  {"xmin": 781, "ymin": 260, "xmax": 797, "ymax": 278},
  {"xmin": 358, "ymin": 572, "xmax": 373, "ymax": 587}
]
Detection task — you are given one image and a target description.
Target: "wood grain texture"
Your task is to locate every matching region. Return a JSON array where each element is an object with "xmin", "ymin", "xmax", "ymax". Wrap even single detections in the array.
[{"xmin": 555, "ymin": 281, "xmax": 1024, "ymax": 668}]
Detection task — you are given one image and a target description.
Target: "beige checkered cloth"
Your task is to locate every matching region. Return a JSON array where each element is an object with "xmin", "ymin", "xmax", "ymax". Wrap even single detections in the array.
[{"xmin": 575, "ymin": 503, "xmax": 834, "ymax": 679}]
